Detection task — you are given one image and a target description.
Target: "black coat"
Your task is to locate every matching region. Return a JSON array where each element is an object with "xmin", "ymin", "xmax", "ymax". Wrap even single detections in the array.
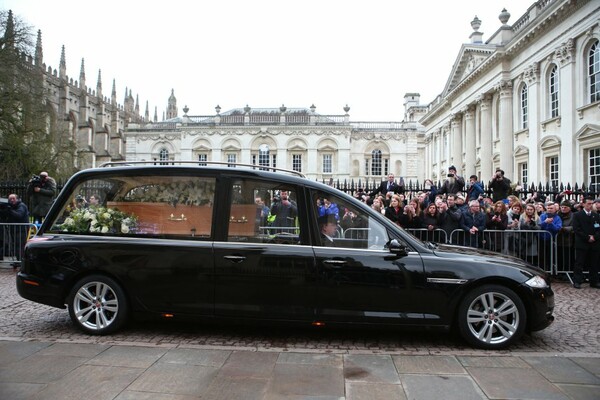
[
  {"xmin": 572, "ymin": 210, "xmax": 600, "ymax": 249},
  {"xmin": 370, "ymin": 180, "xmax": 403, "ymax": 197}
]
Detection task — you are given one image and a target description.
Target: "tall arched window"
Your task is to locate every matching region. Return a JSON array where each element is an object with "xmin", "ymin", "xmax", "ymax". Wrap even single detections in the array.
[
  {"xmin": 589, "ymin": 40, "xmax": 600, "ymax": 103},
  {"xmin": 159, "ymin": 148, "xmax": 169, "ymax": 165},
  {"xmin": 549, "ymin": 65, "xmax": 559, "ymax": 118},
  {"xmin": 371, "ymin": 149, "xmax": 382, "ymax": 176},
  {"xmin": 258, "ymin": 144, "xmax": 270, "ymax": 170},
  {"xmin": 520, "ymin": 84, "xmax": 528, "ymax": 129}
]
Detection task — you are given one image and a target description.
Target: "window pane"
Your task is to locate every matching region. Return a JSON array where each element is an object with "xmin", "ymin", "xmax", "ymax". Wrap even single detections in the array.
[
  {"xmin": 198, "ymin": 154, "xmax": 207, "ymax": 166},
  {"xmin": 548, "ymin": 156, "xmax": 559, "ymax": 188},
  {"xmin": 549, "ymin": 66, "xmax": 559, "ymax": 118},
  {"xmin": 314, "ymin": 190, "xmax": 389, "ymax": 250},
  {"xmin": 292, "ymin": 154, "xmax": 302, "ymax": 172},
  {"xmin": 49, "ymin": 176, "xmax": 216, "ymax": 239},
  {"xmin": 590, "ymin": 147, "xmax": 600, "ymax": 191},
  {"xmin": 227, "ymin": 180, "xmax": 301, "ymax": 244},
  {"xmin": 590, "ymin": 41, "xmax": 600, "ymax": 103},
  {"xmin": 371, "ymin": 150, "xmax": 382, "ymax": 176},
  {"xmin": 323, "ymin": 154, "xmax": 332, "ymax": 173},
  {"xmin": 227, "ymin": 153, "xmax": 236, "ymax": 168},
  {"xmin": 521, "ymin": 85, "xmax": 528, "ymax": 129}
]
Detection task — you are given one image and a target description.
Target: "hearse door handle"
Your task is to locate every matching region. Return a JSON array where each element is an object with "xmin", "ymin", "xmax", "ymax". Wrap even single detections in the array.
[
  {"xmin": 323, "ymin": 259, "xmax": 347, "ymax": 268},
  {"xmin": 223, "ymin": 255, "xmax": 246, "ymax": 263}
]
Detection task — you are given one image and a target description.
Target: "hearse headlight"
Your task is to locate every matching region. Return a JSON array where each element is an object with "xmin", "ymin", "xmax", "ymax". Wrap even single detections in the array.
[{"xmin": 525, "ymin": 275, "xmax": 548, "ymax": 289}]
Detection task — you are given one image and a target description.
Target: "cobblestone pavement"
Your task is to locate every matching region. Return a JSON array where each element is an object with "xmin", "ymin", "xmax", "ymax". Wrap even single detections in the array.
[{"xmin": 1, "ymin": 268, "xmax": 599, "ymax": 355}]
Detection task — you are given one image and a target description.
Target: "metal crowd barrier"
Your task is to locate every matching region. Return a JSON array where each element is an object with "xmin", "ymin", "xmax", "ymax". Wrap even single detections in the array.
[
  {"xmin": 0, "ymin": 223, "xmax": 38, "ymax": 268},
  {"xmin": 403, "ymin": 228, "xmax": 561, "ymax": 274}
]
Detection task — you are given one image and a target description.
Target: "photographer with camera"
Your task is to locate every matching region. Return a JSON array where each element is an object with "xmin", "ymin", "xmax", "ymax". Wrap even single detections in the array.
[
  {"xmin": 489, "ymin": 168, "xmax": 512, "ymax": 202},
  {"xmin": 439, "ymin": 166, "xmax": 465, "ymax": 197},
  {"xmin": 0, "ymin": 194, "xmax": 30, "ymax": 270},
  {"xmin": 27, "ymin": 171, "xmax": 57, "ymax": 223}
]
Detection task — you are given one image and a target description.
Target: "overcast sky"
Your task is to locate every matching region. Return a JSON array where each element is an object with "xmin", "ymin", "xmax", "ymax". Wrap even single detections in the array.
[{"xmin": 2, "ymin": 0, "xmax": 530, "ymax": 121}]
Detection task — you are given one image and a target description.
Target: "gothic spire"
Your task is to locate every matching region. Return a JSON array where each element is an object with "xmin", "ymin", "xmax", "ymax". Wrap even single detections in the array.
[
  {"xmin": 59, "ymin": 45, "xmax": 66, "ymax": 80},
  {"xmin": 3, "ymin": 10, "xmax": 15, "ymax": 49},
  {"xmin": 145, "ymin": 101, "xmax": 149, "ymax": 121},
  {"xmin": 111, "ymin": 79, "xmax": 117, "ymax": 104},
  {"xmin": 154, "ymin": 106, "xmax": 158, "ymax": 122},
  {"xmin": 135, "ymin": 94, "xmax": 140, "ymax": 114},
  {"xmin": 35, "ymin": 29, "xmax": 43, "ymax": 68},
  {"xmin": 96, "ymin": 69, "xmax": 102, "ymax": 99},
  {"xmin": 79, "ymin": 58, "xmax": 86, "ymax": 90}
]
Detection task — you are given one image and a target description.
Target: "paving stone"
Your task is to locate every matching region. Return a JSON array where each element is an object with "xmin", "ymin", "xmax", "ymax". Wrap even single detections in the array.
[
  {"xmin": 115, "ymin": 392, "xmax": 199, "ymax": 400},
  {"xmin": 555, "ymin": 383, "xmax": 600, "ymax": 400},
  {"xmin": 38, "ymin": 342, "xmax": 110, "ymax": 358},
  {"xmin": 28, "ymin": 364, "xmax": 143, "ymax": 400},
  {"xmin": 203, "ymin": 376, "xmax": 268, "ymax": 400},
  {"xmin": 0, "ymin": 382, "xmax": 45, "ymax": 400},
  {"xmin": 0, "ymin": 353, "xmax": 88, "ymax": 383},
  {"xmin": 569, "ymin": 357, "xmax": 600, "ymax": 376},
  {"xmin": 522, "ymin": 356, "xmax": 600, "ymax": 384},
  {"xmin": 344, "ymin": 354, "xmax": 400, "ymax": 384},
  {"xmin": 393, "ymin": 355, "xmax": 466, "ymax": 374},
  {"xmin": 128, "ymin": 363, "xmax": 218, "ymax": 397},
  {"xmin": 468, "ymin": 366, "xmax": 569, "ymax": 400},
  {"xmin": 86, "ymin": 345, "xmax": 167, "ymax": 368},
  {"xmin": 346, "ymin": 382, "xmax": 406, "ymax": 400},
  {"xmin": 266, "ymin": 363, "xmax": 344, "ymax": 398},
  {"xmin": 218, "ymin": 350, "xmax": 278, "ymax": 379},
  {"xmin": 0, "ymin": 340, "xmax": 50, "ymax": 364},
  {"xmin": 159, "ymin": 347, "xmax": 231, "ymax": 367},
  {"xmin": 402, "ymin": 375, "xmax": 486, "ymax": 400},
  {"xmin": 277, "ymin": 352, "xmax": 342, "ymax": 367},
  {"xmin": 457, "ymin": 355, "xmax": 530, "ymax": 368}
]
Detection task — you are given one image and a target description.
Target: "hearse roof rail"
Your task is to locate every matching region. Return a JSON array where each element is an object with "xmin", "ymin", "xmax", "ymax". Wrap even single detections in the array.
[{"xmin": 98, "ymin": 160, "xmax": 306, "ymax": 178}]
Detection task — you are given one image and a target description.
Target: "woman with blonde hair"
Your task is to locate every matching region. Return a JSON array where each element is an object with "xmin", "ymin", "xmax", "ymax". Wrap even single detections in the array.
[{"xmin": 519, "ymin": 203, "xmax": 541, "ymax": 265}]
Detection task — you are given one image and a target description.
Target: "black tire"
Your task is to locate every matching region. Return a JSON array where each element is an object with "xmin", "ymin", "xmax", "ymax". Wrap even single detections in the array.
[
  {"xmin": 67, "ymin": 275, "xmax": 128, "ymax": 335},
  {"xmin": 457, "ymin": 284, "xmax": 526, "ymax": 349}
]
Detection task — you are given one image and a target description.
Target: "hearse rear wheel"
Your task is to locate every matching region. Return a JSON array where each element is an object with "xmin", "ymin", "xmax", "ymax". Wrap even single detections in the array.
[{"xmin": 67, "ymin": 275, "xmax": 128, "ymax": 335}]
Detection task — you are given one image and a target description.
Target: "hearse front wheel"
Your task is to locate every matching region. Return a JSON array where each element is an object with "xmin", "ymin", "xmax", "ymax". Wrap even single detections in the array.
[
  {"xmin": 67, "ymin": 275, "xmax": 128, "ymax": 335},
  {"xmin": 457, "ymin": 285, "xmax": 526, "ymax": 349}
]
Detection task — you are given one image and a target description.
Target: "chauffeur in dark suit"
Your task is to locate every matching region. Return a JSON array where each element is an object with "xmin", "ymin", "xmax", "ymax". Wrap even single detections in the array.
[{"xmin": 572, "ymin": 197, "xmax": 600, "ymax": 289}]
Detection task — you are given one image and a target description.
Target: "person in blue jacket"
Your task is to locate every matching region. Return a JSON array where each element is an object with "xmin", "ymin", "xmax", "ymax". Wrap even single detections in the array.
[
  {"xmin": 467, "ymin": 175, "xmax": 484, "ymax": 202},
  {"xmin": 539, "ymin": 202, "xmax": 563, "ymax": 271}
]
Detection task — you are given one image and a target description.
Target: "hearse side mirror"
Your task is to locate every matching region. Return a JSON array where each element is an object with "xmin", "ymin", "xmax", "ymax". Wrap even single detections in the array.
[{"xmin": 388, "ymin": 239, "xmax": 409, "ymax": 256}]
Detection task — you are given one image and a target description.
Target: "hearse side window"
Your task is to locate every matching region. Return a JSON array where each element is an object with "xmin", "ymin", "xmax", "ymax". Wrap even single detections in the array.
[
  {"xmin": 48, "ymin": 176, "xmax": 215, "ymax": 239},
  {"xmin": 227, "ymin": 179, "xmax": 302, "ymax": 245},
  {"xmin": 313, "ymin": 190, "xmax": 389, "ymax": 250}
]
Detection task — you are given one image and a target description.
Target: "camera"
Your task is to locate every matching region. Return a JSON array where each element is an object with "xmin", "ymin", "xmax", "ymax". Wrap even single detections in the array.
[
  {"xmin": 447, "ymin": 174, "xmax": 454, "ymax": 178},
  {"xmin": 0, "ymin": 197, "xmax": 9, "ymax": 209},
  {"xmin": 75, "ymin": 195, "xmax": 85, "ymax": 203},
  {"xmin": 29, "ymin": 174, "xmax": 43, "ymax": 188},
  {"xmin": 512, "ymin": 214, "xmax": 520, "ymax": 221}
]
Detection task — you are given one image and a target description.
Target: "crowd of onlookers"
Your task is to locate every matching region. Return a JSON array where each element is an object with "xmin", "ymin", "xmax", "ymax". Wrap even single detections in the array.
[{"xmin": 352, "ymin": 167, "xmax": 599, "ymax": 289}]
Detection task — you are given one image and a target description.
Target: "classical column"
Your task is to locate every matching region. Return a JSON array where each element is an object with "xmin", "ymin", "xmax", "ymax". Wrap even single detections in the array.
[
  {"xmin": 524, "ymin": 62, "xmax": 540, "ymax": 183},
  {"xmin": 555, "ymin": 39, "xmax": 575, "ymax": 184},
  {"xmin": 435, "ymin": 129, "xmax": 442, "ymax": 176},
  {"xmin": 479, "ymin": 95, "xmax": 493, "ymax": 180},
  {"xmin": 495, "ymin": 80, "xmax": 514, "ymax": 180},
  {"xmin": 451, "ymin": 113, "xmax": 463, "ymax": 170},
  {"xmin": 464, "ymin": 105, "xmax": 476, "ymax": 175}
]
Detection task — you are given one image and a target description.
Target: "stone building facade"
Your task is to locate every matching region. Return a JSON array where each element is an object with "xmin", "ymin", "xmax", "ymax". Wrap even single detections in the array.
[
  {"xmin": 418, "ymin": 0, "xmax": 600, "ymax": 189},
  {"xmin": 125, "ymin": 96, "xmax": 427, "ymax": 183},
  {"xmin": 21, "ymin": 27, "xmax": 149, "ymax": 170}
]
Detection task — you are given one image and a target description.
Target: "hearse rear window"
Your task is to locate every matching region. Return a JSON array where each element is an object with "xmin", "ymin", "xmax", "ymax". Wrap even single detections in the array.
[{"xmin": 48, "ymin": 176, "xmax": 216, "ymax": 239}]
